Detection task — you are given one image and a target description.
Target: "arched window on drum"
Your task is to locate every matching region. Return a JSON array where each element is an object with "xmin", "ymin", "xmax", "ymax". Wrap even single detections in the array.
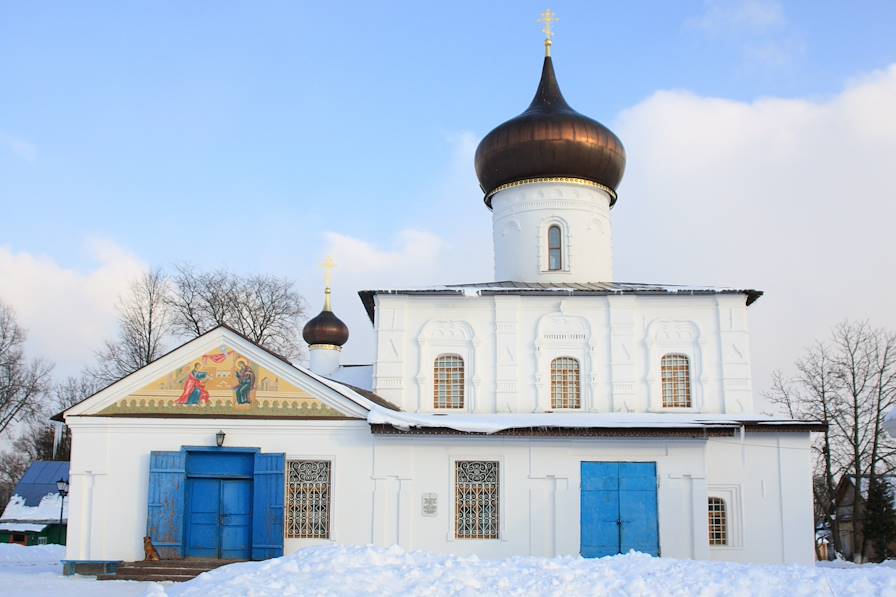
[{"xmin": 547, "ymin": 225, "xmax": 562, "ymax": 271}]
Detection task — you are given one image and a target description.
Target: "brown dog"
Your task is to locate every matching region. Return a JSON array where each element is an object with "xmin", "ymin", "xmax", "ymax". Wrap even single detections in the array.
[{"xmin": 143, "ymin": 536, "xmax": 161, "ymax": 561}]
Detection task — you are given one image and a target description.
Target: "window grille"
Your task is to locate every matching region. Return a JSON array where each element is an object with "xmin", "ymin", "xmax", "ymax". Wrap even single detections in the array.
[
  {"xmin": 286, "ymin": 460, "xmax": 331, "ymax": 539},
  {"xmin": 434, "ymin": 354, "xmax": 465, "ymax": 408},
  {"xmin": 551, "ymin": 357, "xmax": 581, "ymax": 408},
  {"xmin": 661, "ymin": 353, "xmax": 692, "ymax": 407},
  {"xmin": 548, "ymin": 225, "xmax": 562, "ymax": 271},
  {"xmin": 455, "ymin": 460, "xmax": 499, "ymax": 539},
  {"xmin": 708, "ymin": 497, "xmax": 728, "ymax": 546}
]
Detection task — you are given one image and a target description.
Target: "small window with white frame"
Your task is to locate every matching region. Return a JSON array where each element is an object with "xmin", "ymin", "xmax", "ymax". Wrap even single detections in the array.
[
  {"xmin": 708, "ymin": 496, "xmax": 728, "ymax": 546},
  {"xmin": 661, "ymin": 353, "xmax": 692, "ymax": 408},
  {"xmin": 551, "ymin": 356, "xmax": 581, "ymax": 408},
  {"xmin": 547, "ymin": 225, "xmax": 562, "ymax": 271},
  {"xmin": 434, "ymin": 354, "xmax": 465, "ymax": 409},
  {"xmin": 455, "ymin": 460, "xmax": 499, "ymax": 539},
  {"xmin": 286, "ymin": 460, "xmax": 331, "ymax": 539}
]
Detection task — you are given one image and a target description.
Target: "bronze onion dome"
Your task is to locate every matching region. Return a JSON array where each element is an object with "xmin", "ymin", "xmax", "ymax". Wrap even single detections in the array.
[
  {"xmin": 474, "ymin": 55, "xmax": 626, "ymax": 207},
  {"xmin": 302, "ymin": 290, "xmax": 349, "ymax": 347}
]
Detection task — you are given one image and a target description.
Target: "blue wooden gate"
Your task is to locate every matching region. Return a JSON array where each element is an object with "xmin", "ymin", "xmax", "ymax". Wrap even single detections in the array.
[
  {"xmin": 580, "ymin": 462, "xmax": 659, "ymax": 558},
  {"xmin": 147, "ymin": 448, "xmax": 284, "ymax": 560},
  {"xmin": 146, "ymin": 451, "xmax": 187, "ymax": 559}
]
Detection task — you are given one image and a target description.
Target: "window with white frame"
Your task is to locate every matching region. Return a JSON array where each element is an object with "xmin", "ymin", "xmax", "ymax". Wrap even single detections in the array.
[
  {"xmin": 455, "ymin": 460, "xmax": 499, "ymax": 539},
  {"xmin": 434, "ymin": 354, "xmax": 465, "ymax": 408},
  {"xmin": 550, "ymin": 356, "xmax": 581, "ymax": 408},
  {"xmin": 661, "ymin": 353, "xmax": 692, "ymax": 408},
  {"xmin": 708, "ymin": 496, "xmax": 728, "ymax": 546},
  {"xmin": 547, "ymin": 225, "xmax": 562, "ymax": 271},
  {"xmin": 286, "ymin": 460, "xmax": 331, "ymax": 539}
]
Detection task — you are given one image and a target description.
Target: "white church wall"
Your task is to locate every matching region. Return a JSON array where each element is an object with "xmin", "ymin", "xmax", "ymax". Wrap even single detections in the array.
[
  {"xmin": 64, "ymin": 416, "xmax": 811, "ymax": 565},
  {"xmin": 64, "ymin": 417, "xmax": 376, "ymax": 562},
  {"xmin": 373, "ymin": 293, "xmax": 754, "ymax": 415},
  {"xmin": 705, "ymin": 432, "xmax": 815, "ymax": 565},
  {"xmin": 490, "ymin": 182, "xmax": 615, "ymax": 283}
]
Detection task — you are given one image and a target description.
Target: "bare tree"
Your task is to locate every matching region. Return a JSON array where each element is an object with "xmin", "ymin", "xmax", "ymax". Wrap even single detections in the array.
[
  {"xmin": 87, "ymin": 268, "xmax": 172, "ymax": 385},
  {"xmin": 167, "ymin": 265, "xmax": 305, "ymax": 360},
  {"xmin": 767, "ymin": 320, "xmax": 896, "ymax": 561},
  {"xmin": 0, "ymin": 302, "xmax": 53, "ymax": 436},
  {"xmin": 766, "ymin": 342, "xmax": 842, "ymax": 553}
]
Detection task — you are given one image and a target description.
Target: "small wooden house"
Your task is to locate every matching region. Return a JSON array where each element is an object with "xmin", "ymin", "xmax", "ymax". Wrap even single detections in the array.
[
  {"xmin": 833, "ymin": 474, "xmax": 896, "ymax": 562},
  {"xmin": 0, "ymin": 461, "xmax": 69, "ymax": 546}
]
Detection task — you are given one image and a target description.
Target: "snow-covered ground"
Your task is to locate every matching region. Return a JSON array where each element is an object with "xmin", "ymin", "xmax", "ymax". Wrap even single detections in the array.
[
  {"xmin": 3, "ymin": 543, "xmax": 896, "ymax": 596},
  {"xmin": 0, "ymin": 543, "xmax": 150, "ymax": 597}
]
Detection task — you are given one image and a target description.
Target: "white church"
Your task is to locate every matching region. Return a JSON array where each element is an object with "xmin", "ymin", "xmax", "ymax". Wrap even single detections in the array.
[{"xmin": 60, "ymin": 31, "xmax": 821, "ymax": 570}]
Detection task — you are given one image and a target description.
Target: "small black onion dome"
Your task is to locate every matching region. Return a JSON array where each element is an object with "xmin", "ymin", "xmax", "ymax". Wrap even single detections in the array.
[
  {"xmin": 475, "ymin": 55, "xmax": 626, "ymax": 207},
  {"xmin": 302, "ymin": 299, "xmax": 349, "ymax": 347}
]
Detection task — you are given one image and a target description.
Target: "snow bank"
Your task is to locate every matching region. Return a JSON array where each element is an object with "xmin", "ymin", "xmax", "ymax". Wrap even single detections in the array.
[
  {"xmin": 0, "ymin": 543, "xmax": 65, "ymax": 563},
  {"xmin": 1, "ymin": 494, "xmax": 67, "ymax": 522},
  {"xmin": 148, "ymin": 544, "xmax": 896, "ymax": 597}
]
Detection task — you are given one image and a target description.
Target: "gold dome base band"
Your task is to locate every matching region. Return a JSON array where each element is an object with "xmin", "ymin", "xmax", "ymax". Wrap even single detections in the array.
[{"xmin": 484, "ymin": 177, "xmax": 618, "ymax": 205}]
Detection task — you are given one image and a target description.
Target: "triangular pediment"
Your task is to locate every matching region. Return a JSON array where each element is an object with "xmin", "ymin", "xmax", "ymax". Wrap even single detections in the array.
[{"xmin": 65, "ymin": 327, "xmax": 371, "ymax": 420}]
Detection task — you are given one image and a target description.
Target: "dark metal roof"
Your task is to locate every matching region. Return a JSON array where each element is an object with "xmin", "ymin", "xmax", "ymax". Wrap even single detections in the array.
[
  {"xmin": 358, "ymin": 281, "xmax": 763, "ymax": 324},
  {"xmin": 12, "ymin": 461, "xmax": 69, "ymax": 506},
  {"xmin": 474, "ymin": 55, "xmax": 626, "ymax": 206},
  {"xmin": 302, "ymin": 308, "xmax": 349, "ymax": 347}
]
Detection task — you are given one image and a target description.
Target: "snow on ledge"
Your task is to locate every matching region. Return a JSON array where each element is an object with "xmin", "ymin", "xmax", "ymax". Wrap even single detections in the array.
[{"xmin": 366, "ymin": 409, "xmax": 806, "ymax": 434}]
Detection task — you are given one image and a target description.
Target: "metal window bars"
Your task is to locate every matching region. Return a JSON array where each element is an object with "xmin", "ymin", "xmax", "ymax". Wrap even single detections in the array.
[
  {"xmin": 708, "ymin": 496, "xmax": 728, "ymax": 546},
  {"xmin": 286, "ymin": 460, "xmax": 331, "ymax": 539},
  {"xmin": 434, "ymin": 354, "xmax": 465, "ymax": 408},
  {"xmin": 455, "ymin": 460, "xmax": 499, "ymax": 539},
  {"xmin": 661, "ymin": 353, "xmax": 692, "ymax": 408},
  {"xmin": 551, "ymin": 356, "xmax": 581, "ymax": 409}
]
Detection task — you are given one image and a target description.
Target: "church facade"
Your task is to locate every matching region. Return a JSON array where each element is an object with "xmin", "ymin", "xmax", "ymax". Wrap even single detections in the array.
[{"xmin": 61, "ymin": 40, "xmax": 820, "ymax": 567}]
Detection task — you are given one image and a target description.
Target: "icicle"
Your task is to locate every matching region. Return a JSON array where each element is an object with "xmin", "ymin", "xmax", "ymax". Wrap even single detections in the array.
[{"xmin": 52, "ymin": 421, "xmax": 63, "ymax": 459}]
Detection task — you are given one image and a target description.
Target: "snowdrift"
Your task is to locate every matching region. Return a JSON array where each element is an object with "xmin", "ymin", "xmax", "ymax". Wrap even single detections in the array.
[
  {"xmin": 0, "ymin": 543, "xmax": 65, "ymax": 563},
  {"xmin": 148, "ymin": 544, "xmax": 896, "ymax": 597}
]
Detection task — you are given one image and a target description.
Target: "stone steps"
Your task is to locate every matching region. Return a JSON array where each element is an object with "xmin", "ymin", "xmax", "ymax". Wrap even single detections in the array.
[{"xmin": 97, "ymin": 559, "xmax": 241, "ymax": 582}]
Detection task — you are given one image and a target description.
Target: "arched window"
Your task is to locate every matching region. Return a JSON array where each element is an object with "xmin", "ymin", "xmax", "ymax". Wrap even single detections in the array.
[
  {"xmin": 547, "ymin": 225, "xmax": 562, "ymax": 271},
  {"xmin": 550, "ymin": 357, "xmax": 580, "ymax": 409},
  {"xmin": 661, "ymin": 353, "xmax": 691, "ymax": 408},
  {"xmin": 434, "ymin": 354, "xmax": 464, "ymax": 408},
  {"xmin": 708, "ymin": 497, "xmax": 728, "ymax": 546}
]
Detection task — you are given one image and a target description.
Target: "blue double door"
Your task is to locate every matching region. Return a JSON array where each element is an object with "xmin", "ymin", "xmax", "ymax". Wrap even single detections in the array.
[
  {"xmin": 580, "ymin": 462, "xmax": 659, "ymax": 558},
  {"xmin": 185, "ymin": 478, "xmax": 252, "ymax": 560}
]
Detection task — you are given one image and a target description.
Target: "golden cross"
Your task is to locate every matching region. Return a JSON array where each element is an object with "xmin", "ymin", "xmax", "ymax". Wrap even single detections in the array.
[
  {"xmin": 321, "ymin": 256, "xmax": 335, "ymax": 310},
  {"xmin": 538, "ymin": 8, "xmax": 559, "ymax": 55},
  {"xmin": 321, "ymin": 256, "xmax": 335, "ymax": 289}
]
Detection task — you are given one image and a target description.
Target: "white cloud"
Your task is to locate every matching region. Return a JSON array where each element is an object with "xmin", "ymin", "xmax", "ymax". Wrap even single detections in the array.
[
  {"xmin": 0, "ymin": 131, "xmax": 37, "ymax": 162},
  {"xmin": 613, "ymin": 63, "xmax": 896, "ymax": 408},
  {"xmin": 0, "ymin": 239, "xmax": 146, "ymax": 376},
  {"xmin": 687, "ymin": 0, "xmax": 786, "ymax": 34}
]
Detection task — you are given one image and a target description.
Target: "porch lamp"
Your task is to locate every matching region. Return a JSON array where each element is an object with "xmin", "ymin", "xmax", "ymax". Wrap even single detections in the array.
[
  {"xmin": 216, "ymin": 430, "xmax": 226, "ymax": 447},
  {"xmin": 56, "ymin": 478, "xmax": 69, "ymax": 525}
]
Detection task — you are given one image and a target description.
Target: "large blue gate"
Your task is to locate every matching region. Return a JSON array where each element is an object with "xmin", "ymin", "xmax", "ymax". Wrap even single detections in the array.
[
  {"xmin": 580, "ymin": 462, "xmax": 659, "ymax": 558},
  {"xmin": 146, "ymin": 447, "xmax": 284, "ymax": 560}
]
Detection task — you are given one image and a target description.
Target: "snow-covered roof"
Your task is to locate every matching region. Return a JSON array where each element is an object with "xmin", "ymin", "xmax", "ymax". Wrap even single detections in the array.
[
  {"xmin": 366, "ymin": 410, "xmax": 823, "ymax": 436},
  {"xmin": 359, "ymin": 281, "xmax": 763, "ymax": 322},
  {"xmin": 0, "ymin": 523, "xmax": 47, "ymax": 533},
  {"xmin": 0, "ymin": 494, "xmax": 67, "ymax": 524}
]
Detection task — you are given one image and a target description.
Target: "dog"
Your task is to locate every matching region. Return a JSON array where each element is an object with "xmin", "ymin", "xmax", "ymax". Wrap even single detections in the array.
[{"xmin": 143, "ymin": 536, "xmax": 161, "ymax": 561}]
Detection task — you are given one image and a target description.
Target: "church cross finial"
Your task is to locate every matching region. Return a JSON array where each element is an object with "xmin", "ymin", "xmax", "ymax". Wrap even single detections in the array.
[
  {"xmin": 538, "ymin": 8, "xmax": 558, "ymax": 56},
  {"xmin": 321, "ymin": 256, "xmax": 336, "ymax": 310}
]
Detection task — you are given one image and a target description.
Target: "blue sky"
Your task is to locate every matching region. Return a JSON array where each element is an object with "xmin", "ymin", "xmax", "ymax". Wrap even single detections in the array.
[{"xmin": 3, "ymin": 1, "xmax": 896, "ymax": 395}]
